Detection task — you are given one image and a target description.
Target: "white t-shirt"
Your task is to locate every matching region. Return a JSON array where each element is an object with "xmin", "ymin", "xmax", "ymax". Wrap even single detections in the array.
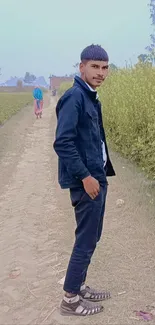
[{"xmin": 85, "ymin": 82, "xmax": 107, "ymax": 168}]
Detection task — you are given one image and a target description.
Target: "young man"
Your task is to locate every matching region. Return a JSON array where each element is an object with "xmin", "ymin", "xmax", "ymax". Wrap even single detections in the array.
[{"xmin": 53, "ymin": 44, "xmax": 115, "ymax": 316}]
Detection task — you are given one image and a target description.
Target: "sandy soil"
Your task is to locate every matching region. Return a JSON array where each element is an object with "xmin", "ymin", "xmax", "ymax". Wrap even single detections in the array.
[{"xmin": 0, "ymin": 96, "xmax": 155, "ymax": 325}]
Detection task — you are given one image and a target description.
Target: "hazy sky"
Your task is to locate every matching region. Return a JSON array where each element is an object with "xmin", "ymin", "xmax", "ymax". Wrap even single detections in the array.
[{"xmin": 0, "ymin": 0, "xmax": 152, "ymax": 83}]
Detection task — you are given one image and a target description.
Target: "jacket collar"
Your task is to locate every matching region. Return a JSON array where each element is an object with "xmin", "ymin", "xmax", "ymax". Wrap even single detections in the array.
[{"xmin": 73, "ymin": 76, "xmax": 98, "ymax": 101}]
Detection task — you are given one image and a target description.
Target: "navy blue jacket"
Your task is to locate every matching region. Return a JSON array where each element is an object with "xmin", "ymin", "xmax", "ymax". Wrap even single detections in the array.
[{"xmin": 53, "ymin": 76, "xmax": 115, "ymax": 189}]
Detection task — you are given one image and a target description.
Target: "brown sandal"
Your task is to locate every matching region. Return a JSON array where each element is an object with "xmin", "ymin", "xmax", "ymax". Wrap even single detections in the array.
[
  {"xmin": 80, "ymin": 286, "xmax": 111, "ymax": 302},
  {"xmin": 60, "ymin": 297, "xmax": 104, "ymax": 316}
]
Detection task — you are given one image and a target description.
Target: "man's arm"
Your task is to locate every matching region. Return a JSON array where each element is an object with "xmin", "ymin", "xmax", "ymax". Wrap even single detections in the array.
[{"xmin": 53, "ymin": 92, "xmax": 90, "ymax": 180}]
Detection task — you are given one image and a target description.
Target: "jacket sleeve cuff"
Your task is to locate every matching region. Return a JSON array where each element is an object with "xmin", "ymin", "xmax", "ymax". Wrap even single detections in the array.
[{"xmin": 76, "ymin": 169, "xmax": 90, "ymax": 181}]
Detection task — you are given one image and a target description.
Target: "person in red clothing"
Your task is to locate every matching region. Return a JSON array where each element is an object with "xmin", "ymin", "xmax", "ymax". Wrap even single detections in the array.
[{"xmin": 33, "ymin": 85, "xmax": 43, "ymax": 119}]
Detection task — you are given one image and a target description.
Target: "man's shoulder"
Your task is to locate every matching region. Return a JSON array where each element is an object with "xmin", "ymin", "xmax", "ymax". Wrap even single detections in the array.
[
  {"xmin": 60, "ymin": 85, "xmax": 84, "ymax": 102},
  {"xmin": 56, "ymin": 86, "xmax": 84, "ymax": 115}
]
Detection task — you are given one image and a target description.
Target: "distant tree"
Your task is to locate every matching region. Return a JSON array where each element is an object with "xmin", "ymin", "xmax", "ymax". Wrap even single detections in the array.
[
  {"xmin": 69, "ymin": 73, "xmax": 75, "ymax": 78},
  {"xmin": 73, "ymin": 62, "xmax": 79, "ymax": 69},
  {"xmin": 73, "ymin": 62, "xmax": 80, "ymax": 76},
  {"xmin": 146, "ymin": 0, "xmax": 155, "ymax": 64},
  {"xmin": 109, "ymin": 63, "xmax": 118, "ymax": 70},
  {"xmin": 138, "ymin": 54, "xmax": 149, "ymax": 63},
  {"xmin": 17, "ymin": 79, "xmax": 23, "ymax": 88},
  {"xmin": 24, "ymin": 72, "xmax": 36, "ymax": 83},
  {"xmin": 135, "ymin": 53, "xmax": 152, "ymax": 68}
]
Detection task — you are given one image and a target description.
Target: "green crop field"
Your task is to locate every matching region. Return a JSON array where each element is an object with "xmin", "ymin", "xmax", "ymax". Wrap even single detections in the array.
[
  {"xmin": 58, "ymin": 65, "xmax": 155, "ymax": 178},
  {"xmin": 0, "ymin": 92, "xmax": 33, "ymax": 125}
]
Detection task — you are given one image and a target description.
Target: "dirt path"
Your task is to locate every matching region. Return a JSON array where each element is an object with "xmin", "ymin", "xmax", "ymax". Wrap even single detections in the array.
[{"xmin": 0, "ymin": 97, "xmax": 155, "ymax": 325}]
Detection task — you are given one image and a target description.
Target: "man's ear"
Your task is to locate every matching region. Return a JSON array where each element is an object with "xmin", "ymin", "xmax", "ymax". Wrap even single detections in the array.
[{"xmin": 79, "ymin": 61, "xmax": 86, "ymax": 74}]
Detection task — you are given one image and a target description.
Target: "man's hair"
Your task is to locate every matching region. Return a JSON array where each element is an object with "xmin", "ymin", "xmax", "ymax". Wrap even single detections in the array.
[{"xmin": 80, "ymin": 44, "xmax": 109, "ymax": 62}]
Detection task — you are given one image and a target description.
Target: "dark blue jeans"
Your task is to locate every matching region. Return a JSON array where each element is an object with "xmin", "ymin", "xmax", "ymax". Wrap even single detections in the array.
[{"xmin": 63, "ymin": 184, "xmax": 107, "ymax": 294}]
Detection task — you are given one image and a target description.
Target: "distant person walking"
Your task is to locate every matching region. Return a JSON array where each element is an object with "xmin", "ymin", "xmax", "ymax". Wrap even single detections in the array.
[{"xmin": 33, "ymin": 85, "xmax": 43, "ymax": 119}]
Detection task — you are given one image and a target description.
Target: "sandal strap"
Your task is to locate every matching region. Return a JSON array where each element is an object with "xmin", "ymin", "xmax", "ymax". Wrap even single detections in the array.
[
  {"xmin": 76, "ymin": 299, "xmax": 103, "ymax": 315},
  {"xmin": 61, "ymin": 297, "xmax": 104, "ymax": 316},
  {"xmin": 81, "ymin": 286, "xmax": 111, "ymax": 300}
]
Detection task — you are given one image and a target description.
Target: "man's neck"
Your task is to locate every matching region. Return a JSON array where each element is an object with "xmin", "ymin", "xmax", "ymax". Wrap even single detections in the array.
[
  {"xmin": 85, "ymin": 82, "xmax": 96, "ymax": 92},
  {"xmin": 82, "ymin": 80, "xmax": 98, "ymax": 99},
  {"xmin": 80, "ymin": 76, "xmax": 96, "ymax": 91}
]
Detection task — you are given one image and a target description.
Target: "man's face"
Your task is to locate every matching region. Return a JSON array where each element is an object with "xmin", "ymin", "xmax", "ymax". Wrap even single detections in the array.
[{"xmin": 80, "ymin": 60, "xmax": 109, "ymax": 89}]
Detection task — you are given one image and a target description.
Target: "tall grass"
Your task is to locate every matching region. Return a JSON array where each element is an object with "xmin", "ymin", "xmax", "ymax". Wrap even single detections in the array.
[
  {"xmin": 99, "ymin": 65, "xmax": 155, "ymax": 178},
  {"xmin": 58, "ymin": 65, "xmax": 155, "ymax": 178},
  {"xmin": 57, "ymin": 82, "xmax": 73, "ymax": 97},
  {"xmin": 0, "ymin": 92, "xmax": 33, "ymax": 125}
]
